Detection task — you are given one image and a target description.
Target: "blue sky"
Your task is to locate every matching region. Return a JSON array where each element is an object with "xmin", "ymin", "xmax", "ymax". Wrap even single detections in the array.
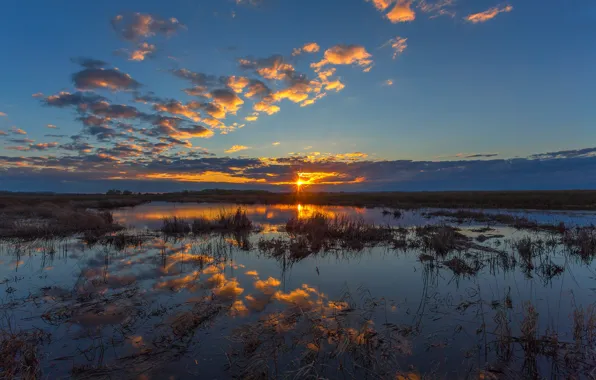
[{"xmin": 1, "ymin": 0, "xmax": 596, "ymax": 192}]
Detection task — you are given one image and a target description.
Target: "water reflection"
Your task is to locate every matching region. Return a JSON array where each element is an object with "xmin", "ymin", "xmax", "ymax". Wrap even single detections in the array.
[{"xmin": 2, "ymin": 204, "xmax": 596, "ymax": 378}]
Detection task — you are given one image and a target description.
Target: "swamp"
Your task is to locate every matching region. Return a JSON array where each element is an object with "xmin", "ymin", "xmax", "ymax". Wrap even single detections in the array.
[{"xmin": 2, "ymin": 201, "xmax": 596, "ymax": 379}]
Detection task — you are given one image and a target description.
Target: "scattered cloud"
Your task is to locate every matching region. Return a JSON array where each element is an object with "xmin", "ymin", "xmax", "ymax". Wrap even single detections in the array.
[
  {"xmin": 0, "ymin": 112, "xmax": 6, "ymax": 117},
  {"xmin": 72, "ymin": 57, "xmax": 107, "ymax": 69},
  {"xmin": 368, "ymin": 0, "xmax": 415, "ymax": 23},
  {"xmin": 272, "ymin": 141, "xmax": 280, "ymax": 146},
  {"xmin": 292, "ymin": 42, "xmax": 321, "ymax": 56},
  {"xmin": 383, "ymin": 79, "xmax": 394, "ymax": 86},
  {"xmin": 382, "ymin": 36, "xmax": 408, "ymax": 59},
  {"xmin": 386, "ymin": 0, "xmax": 416, "ymax": 23},
  {"xmin": 129, "ymin": 42, "xmax": 156, "ymax": 61},
  {"xmin": 239, "ymin": 54, "xmax": 295, "ymax": 80},
  {"xmin": 311, "ymin": 45, "xmax": 373, "ymax": 71},
  {"xmin": 225, "ymin": 145, "xmax": 250, "ymax": 154},
  {"xmin": 47, "ymin": 124, "xmax": 58, "ymax": 129},
  {"xmin": 10, "ymin": 127, "xmax": 26, "ymax": 135},
  {"xmin": 111, "ymin": 13, "xmax": 186, "ymax": 41},
  {"xmin": 466, "ymin": 5, "xmax": 513, "ymax": 24},
  {"xmin": 0, "ymin": 131, "xmax": 6, "ymax": 136},
  {"xmin": 73, "ymin": 67, "xmax": 141, "ymax": 91},
  {"xmin": 418, "ymin": 0, "xmax": 456, "ymax": 18}
]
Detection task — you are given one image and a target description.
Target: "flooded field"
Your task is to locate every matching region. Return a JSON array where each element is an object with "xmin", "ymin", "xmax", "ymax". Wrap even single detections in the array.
[{"xmin": 2, "ymin": 203, "xmax": 596, "ymax": 379}]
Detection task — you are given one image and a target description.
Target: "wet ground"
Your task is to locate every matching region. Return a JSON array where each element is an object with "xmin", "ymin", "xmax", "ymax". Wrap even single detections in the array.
[{"xmin": 1, "ymin": 203, "xmax": 596, "ymax": 379}]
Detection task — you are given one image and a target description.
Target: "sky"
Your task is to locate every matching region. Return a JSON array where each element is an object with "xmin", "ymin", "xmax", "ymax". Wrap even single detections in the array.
[{"xmin": 1, "ymin": 0, "xmax": 596, "ymax": 192}]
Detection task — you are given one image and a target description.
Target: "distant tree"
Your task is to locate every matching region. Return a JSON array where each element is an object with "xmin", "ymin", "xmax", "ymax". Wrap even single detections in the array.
[
  {"xmin": 106, "ymin": 189, "xmax": 122, "ymax": 195},
  {"xmin": 122, "ymin": 190, "xmax": 133, "ymax": 195}
]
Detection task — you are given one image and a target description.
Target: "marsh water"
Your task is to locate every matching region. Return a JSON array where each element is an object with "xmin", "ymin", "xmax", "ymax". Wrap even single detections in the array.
[{"xmin": 2, "ymin": 202, "xmax": 596, "ymax": 379}]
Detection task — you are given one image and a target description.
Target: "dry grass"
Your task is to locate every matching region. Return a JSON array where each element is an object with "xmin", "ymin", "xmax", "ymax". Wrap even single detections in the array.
[
  {"xmin": 285, "ymin": 212, "xmax": 393, "ymax": 248},
  {"xmin": 160, "ymin": 209, "xmax": 253, "ymax": 235},
  {"xmin": 160, "ymin": 216, "xmax": 191, "ymax": 234},
  {"xmin": 0, "ymin": 203, "xmax": 121, "ymax": 238},
  {"xmin": 563, "ymin": 227, "xmax": 596, "ymax": 258},
  {"xmin": 0, "ymin": 330, "xmax": 49, "ymax": 379},
  {"xmin": 414, "ymin": 225, "xmax": 469, "ymax": 255},
  {"xmin": 192, "ymin": 208, "xmax": 252, "ymax": 233}
]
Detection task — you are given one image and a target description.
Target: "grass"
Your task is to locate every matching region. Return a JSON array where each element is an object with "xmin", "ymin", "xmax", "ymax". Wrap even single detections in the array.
[
  {"xmin": 285, "ymin": 212, "xmax": 393, "ymax": 248},
  {"xmin": 563, "ymin": 226, "xmax": 596, "ymax": 257},
  {"xmin": 425, "ymin": 209, "xmax": 567, "ymax": 233},
  {"xmin": 0, "ymin": 329, "xmax": 49, "ymax": 379},
  {"xmin": 0, "ymin": 203, "xmax": 121, "ymax": 239},
  {"xmin": 5, "ymin": 189, "xmax": 596, "ymax": 210},
  {"xmin": 160, "ymin": 208, "xmax": 253, "ymax": 235},
  {"xmin": 414, "ymin": 225, "xmax": 469, "ymax": 255}
]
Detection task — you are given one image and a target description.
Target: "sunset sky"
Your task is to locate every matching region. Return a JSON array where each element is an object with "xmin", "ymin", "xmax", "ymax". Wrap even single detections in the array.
[{"xmin": 1, "ymin": 0, "xmax": 596, "ymax": 192}]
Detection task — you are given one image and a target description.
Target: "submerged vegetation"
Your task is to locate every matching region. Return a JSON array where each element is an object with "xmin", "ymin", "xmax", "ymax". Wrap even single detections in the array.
[
  {"xmin": 160, "ymin": 208, "xmax": 253, "ymax": 235},
  {"xmin": 0, "ymin": 202, "xmax": 121, "ymax": 238},
  {"xmin": 2, "ymin": 201, "xmax": 596, "ymax": 378}
]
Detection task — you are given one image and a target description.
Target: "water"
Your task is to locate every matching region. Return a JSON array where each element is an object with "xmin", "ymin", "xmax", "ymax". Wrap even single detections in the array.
[{"xmin": 1, "ymin": 203, "xmax": 596, "ymax": 379}]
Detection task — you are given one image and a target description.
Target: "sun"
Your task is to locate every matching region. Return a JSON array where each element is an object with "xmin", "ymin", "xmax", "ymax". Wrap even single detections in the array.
[{"xmin": 296, "ymin": 179, "xmax": 305, "ymax": 190}]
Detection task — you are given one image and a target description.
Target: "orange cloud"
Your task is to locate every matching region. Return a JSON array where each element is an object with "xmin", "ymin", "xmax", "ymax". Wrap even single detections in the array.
[
  {"xmin": 384, "ymin": 79, "xmax": 394, "ymax": 86},
  {"xmin": 47, "ymin": 124, "xmax": 57, "ymax": 129},
  {"xmin": 226, "ymin": 76, "xmax": 251, "ymax": 93},
  {"xmin": 368, "ymin": 0, "xmax": 393, "ymax": 11},
  {"xmin": 153, "ymin": 101, "xmax": 201, "ymax": 121},
  {"xmin": 10, "ymin": 126, "xmax": 27, "ymax": 135},
  {"xmin": 225, "ymin": 145, "xmax": 250, "ymax": 154},
  {"xmin": 129, "ymin": 42, "xmax": 156, "ymax": 61},
  {"xmin": 210, "ymin": 89, "xmax": 244, "ymax": 115},
  {"xmin": 272, "ymin": 141, "xmax": 280, "ymax": 146},
  {"xmin": 383, "ymin": 36, "xmax": 408, "ymax": 59},
  {"xmin": 254, "ymin": 101, "xmax": 280, "ymax": 115},
  {"xmin": 386, "ymin": 0, "xmax": 415, "ymax": 23},
  {"xmin": 292, "ymin": 42, "xmax": 321, "ymax": 56},
  {"xmin": 311, "ymin": 45, "xmax": 373, "ymax": 71},
  {"xmin": 142, "ymin": 171, "xmax": 264, "ymax": 184},
  {"xmin": 466, "ymin": 5, "xmax": 513, "ymax": 23},
  {"xmin": 0, "ymin": 112, "xmax": 6, "ymax": 117}
]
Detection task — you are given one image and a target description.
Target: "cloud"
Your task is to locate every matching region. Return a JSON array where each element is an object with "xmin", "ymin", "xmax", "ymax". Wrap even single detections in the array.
[
  {"xmin": 44, "ymin": 91, "xmax": 104, "ymax": 108},
  {"xmin": 311, "ymin": 45, "xmax": 373, "ymax": 71},
  {"xmin": 153, "ymin": 100, "xmax": 201, "ymax": 121},
  {"xmin": 47, "ymin": 124, "xmax": 57, "ymax": 129},
  {"xmin": 368, "ymin": 0, "xmax": 415, "ymax": 23},
  {"xmin": 225, "ymin": 145, "xmax": 250, "ymax": 154},
  {"xmin": 530, "ymin": 147, "xmax": 596, "ymax": 160},
  {"xmin": 172, "ymin": 69, "xmax": 219, "ymax": 87},
  {"xmin": 367, "ymin": 0, "xmax": 393, "ymax": 11},
  {"xmin": 239, "ymin": 55, "xmax": 295, "ymax": 80},
  {"xmin": 29, "ymin": 142, "xmax": 59, "ymax": 151},
  {"xmin": 112, "ymin": 13, "xmax": 185, "ymax": 41},
  {"xmin": 10, "ymin": 127, "xmax": 27, "ymax": 135},
  {"xmin": 272, "ymin": 141, "xmax": 280, "ymax": 146},
  {"xmin": 292, "ymin": 42, "xmax": 321, "ymax": 56},
  {"xmin": 226, "ymin": 76, "xmax": 250, "ymax": 93},
  {"xmin": 418, "ymin": 0, "xmax": 456, "ymax": 18},
  {"xmin": 210, "ymin": 89, "xmax": 244, "ymax": 114},
  {"xmin": 466, "ymin": 5, "xmax": 513, "ymax": 23},
  {"xmin": 386, "ymin": 0, "xmax": 416, "ymax": 22},
  {"xmin": 73, "ymin": 67, "xmax": 141, "ymax": 91},
  {"xmin": 129, "ymin": 42, "xmax": 156, "ymax": 61},
  {"xmin": 71, "ymin": 57, "xmax": 107, "ymax": 69},
  {"xmin": 383, "ymin": 36, "xmax": 408, "ymax": 59},
  {"xmin": 254, "ymin": 100, "xmax": 280, "ymax": 115},
  {"xmin": 383, "ymin": 79, "xmax": 394, "ymax": 86},
  {"xmin": 0, "ymin": 131, "xmax": 7, "ymax": 136},
  {"xmin": 0, "ymin": 112, "xmax": 6, "ymax": 117},
  {"xmin": 8, "ymin": 138, "xmax": 34, "ymax": 144}
]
